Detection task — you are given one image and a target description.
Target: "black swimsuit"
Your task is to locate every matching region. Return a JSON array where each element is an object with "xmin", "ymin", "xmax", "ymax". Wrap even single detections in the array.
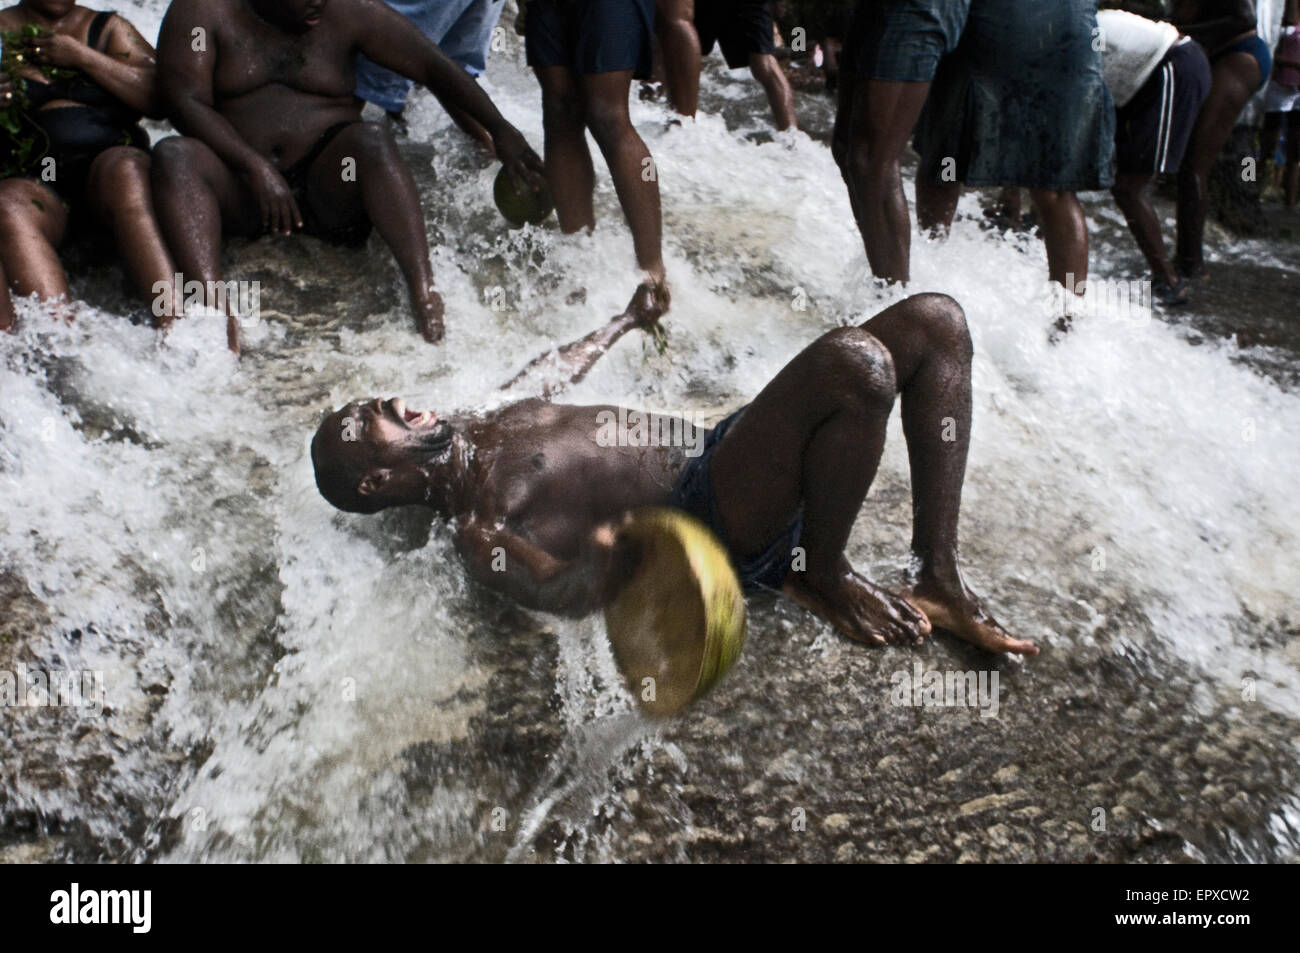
[
  {"xmin": 23, "ymin": 10, "xmax": 149, "ymax": 203},
  {"xmin": 278, "ymin": 119, "xmax": 372, "ymax": 246}
]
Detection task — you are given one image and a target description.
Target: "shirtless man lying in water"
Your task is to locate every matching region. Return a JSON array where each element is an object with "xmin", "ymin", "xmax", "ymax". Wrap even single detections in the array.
[
  {"xmin": 310, "ymin": 293, "xmax": 1038, "ymax": 655},
  {"xmin": 151, "ymin": 0, "xmax": 544, "ymax": 351}
]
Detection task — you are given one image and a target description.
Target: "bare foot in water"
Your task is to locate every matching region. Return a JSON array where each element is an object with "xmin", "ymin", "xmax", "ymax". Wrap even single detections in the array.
[
  {"xmin": 905, "ymin": 569, "xmax": 1038, "ymax": 656},
  {"xmin": 784, "ymin": 562, "xmax": 931, "ymax": 647},
  {"xmin": 414, "ymin": 289, "xmax": 446, "ymax": 344}
]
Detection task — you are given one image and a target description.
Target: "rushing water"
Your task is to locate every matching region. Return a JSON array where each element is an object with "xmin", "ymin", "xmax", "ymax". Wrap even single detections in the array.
[{"xmin": 2, "ymin": 1, "xmax": 1299, "ymax": 863}]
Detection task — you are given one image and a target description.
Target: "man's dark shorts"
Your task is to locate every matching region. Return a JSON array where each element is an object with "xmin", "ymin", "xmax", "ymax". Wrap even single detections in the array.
[
  {"xmin": 694, "ymin": 0, "xmax": 776, "ymax": 70},
  {"xmin": 525, "ymin": 0, "xmax": 654, "ymax": 79},
  {"xmin": 1115, "ymin": 38, "xmax": 1211, "ymax": 176},
  {"xmin": 670, "ymin": 405, "xmax": 802, "ymax": 593},
  {"xmin": 841, "ymin": 0, "xmax": 973, "ymax": 83}
]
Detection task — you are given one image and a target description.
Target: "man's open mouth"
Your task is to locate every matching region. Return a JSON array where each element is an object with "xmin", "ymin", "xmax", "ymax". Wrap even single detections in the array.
[{"xmin": 387, "ymin": 397, "xmax": 436, "ymax": 427}]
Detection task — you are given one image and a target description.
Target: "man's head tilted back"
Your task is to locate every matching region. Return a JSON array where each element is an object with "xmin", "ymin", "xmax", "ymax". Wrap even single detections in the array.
[{"xmin": 310, "ymin": 398, "xmax": 453, "ymax": 514}]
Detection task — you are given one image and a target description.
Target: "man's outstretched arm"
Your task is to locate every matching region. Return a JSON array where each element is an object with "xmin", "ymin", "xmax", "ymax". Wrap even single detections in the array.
[
  {"xmin": 501, "ymin": 284, "xmax": 670, "ymax": 397},
  {"xmin": 352, "ymin": 0, "xmax": 543, "ymax": 182},
  {"xmin": 456, "ymin": 519, "xmax": 631, "ymax": 617},
  {"xmin": 156, "ymin": 0, "xmax": 302, "ymax": 233}
]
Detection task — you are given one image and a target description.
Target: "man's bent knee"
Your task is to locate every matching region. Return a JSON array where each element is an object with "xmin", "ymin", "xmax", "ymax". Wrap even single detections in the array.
[
  {"xmin": 152, "ymin": 136, "xmax": 212, "ymax": 182},
  {"xmin": 812, "ymin": 326, "xmax": 897, "ymax": 404},
  {"xmin": 903, "ymin": 292, "xmax": 971, "ymax": 359},
  {"xmin": 347, "ymin": 121, "xmax": 399, "ymax": 162}
]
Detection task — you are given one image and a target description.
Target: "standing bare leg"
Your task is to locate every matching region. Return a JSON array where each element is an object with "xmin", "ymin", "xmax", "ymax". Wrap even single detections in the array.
[
  {"xmin": 749, "ymin": 51, "xmax": 797, "ymax": 130},
  {"xmin": 581, "ymin": 69, "xmax": 667, "ymax": 289},
  {"xmin": 1176, "ymin": 51, "xmax": 1261, "ymax": 278},
  {"xmin": 1030, "ymin": 189, "xmax": 1088, "ymax": 293},
  {"xmin": 536, "ymin": 66, "xmax": 597, "ymax": 233},
  {"xmin": 655, "ymin": 0, "xmax": 700, "ymax": 117},
  {"xmin": 833, "ymin": 77, "xmax": 932, "ymax": 283}
]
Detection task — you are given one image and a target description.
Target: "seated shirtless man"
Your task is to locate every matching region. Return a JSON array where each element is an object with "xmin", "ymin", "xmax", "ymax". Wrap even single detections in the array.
[
  {"xmin": 151, "ymin": 0, "xmax": 543, "ymax": 350},
  {"xmin": 310, "ymin": 293, "xmax": 1038, "ymax": 655}
]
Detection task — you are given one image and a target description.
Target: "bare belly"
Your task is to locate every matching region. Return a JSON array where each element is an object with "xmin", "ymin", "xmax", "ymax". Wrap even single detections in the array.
[{"xmin": 218, "ymin": 84, "xmax": 362, "ymax": 170}]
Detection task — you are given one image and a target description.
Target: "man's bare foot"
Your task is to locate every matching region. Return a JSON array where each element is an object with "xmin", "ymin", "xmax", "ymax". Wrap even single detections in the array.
[
  {"xmin": 783, "ymin": 564, "xmax": 931, "ymax": 647},
  {"xmin": 905, "ymin": 569, "xmax": 1038, "ymax": 656},
  {"xmin": 414, "ymin": 290, "xmax": 446, "ymax": 344}
]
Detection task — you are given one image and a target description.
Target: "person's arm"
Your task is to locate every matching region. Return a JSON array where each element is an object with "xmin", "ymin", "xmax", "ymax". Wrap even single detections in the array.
[
  {"xmin": 456, "ymin": 518, "xmax": 630, "ymax": 617},
  {"xmin": 351, "ymin": 0, "xmax": 543, "ymax": 183},
  {"xmin": 27, "ymin": 14, "xmax": 163, "ymax": 117},
  {"xmin": 156, "ymin": 0, "xmax": 301, "ymax": 233},
  {"xmin": 500, "ymin": 284, "xmax": 670, "ymax": 397}
]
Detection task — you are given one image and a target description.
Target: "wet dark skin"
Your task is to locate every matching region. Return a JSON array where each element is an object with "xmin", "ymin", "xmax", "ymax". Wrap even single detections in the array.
[
  {"xmin": 150, "ymin": 0, "xmax": 544, "ymax": 351},
  {"xmin": 313, "ymin": 293, "xmax": 1037, "ymax": 655},
  {"xmin": 1172, "ymin": 1, "xmax": 1262, "ymax": 279},
  {"xmin": 0, "ymin": 0, "xmax": 179, "ymax": 329}
]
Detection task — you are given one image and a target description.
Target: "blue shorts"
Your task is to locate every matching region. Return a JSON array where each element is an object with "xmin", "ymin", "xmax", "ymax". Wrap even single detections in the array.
[
  {"xmin": 1222, "ymin": 33, "xmax": 1272, "ymax": 93},
  {"xmin": 355, "ymin": 0, "xmax": 505, "ymax": 113},
  {"xmin": 669, "ymin": 406, "xmax": 802, "ymax": 594},
  {"xmin": 841, "ymin": 0, "xmax": 973, "ymax": 83},
  {"xmin": 525, "ymin": 0, "xmax": 654, "ymax": 79}
]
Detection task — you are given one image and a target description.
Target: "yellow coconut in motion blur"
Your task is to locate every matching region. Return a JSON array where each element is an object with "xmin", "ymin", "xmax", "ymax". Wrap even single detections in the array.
[{"xmin": 604, "ymin": 508, "xmax": 747, "ymax": 718}]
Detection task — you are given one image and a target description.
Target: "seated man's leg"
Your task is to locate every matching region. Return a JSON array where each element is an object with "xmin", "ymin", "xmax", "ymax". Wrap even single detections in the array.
[
  {"xmin": 582, "ymin": 69, "xmax": 666, "ymax": 285},
  {"xmin": 151, "ymin": 136, "xmax": 259, "ymax": 285},
  {"xmin": 151, "ymin": 137, "xmax": 257, "ymax": 350},
  {"xmin": 537, "ymin": 65, "xmax": 597, "ymax": 233},
  {"xmin": 301, "ymin": 120, "xmax": 444, "ymax": 342},
  {"xmin": 749, "ymin": 51, "xmax": 797, "ymax": 130},
  {"xmin": 859, "ymin": 293, "xmax": 1038, "ymax": 654},
  {"xmin": 708, "ymin": 324, "xmax": 930, "ymax": 647}
]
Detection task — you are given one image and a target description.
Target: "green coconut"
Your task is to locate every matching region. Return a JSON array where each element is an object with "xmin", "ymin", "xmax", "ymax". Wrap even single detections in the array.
[{"xmin": 493, "ymin": 164, "xmax": 554, "ymax": 229}]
